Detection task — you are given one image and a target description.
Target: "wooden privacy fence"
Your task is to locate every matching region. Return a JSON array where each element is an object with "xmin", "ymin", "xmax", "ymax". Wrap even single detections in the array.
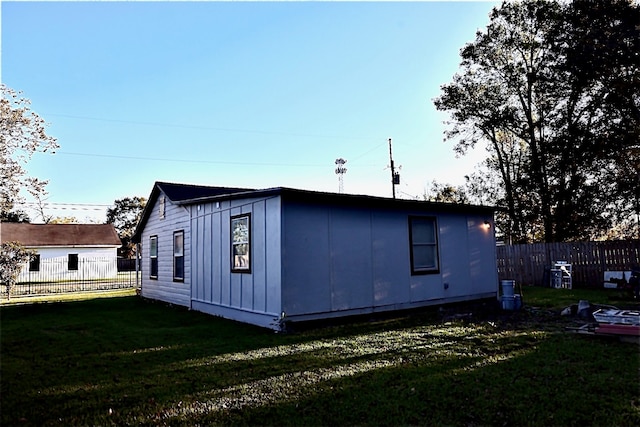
[{"xmin": 496, "ymin": 240, "xmax": 640, "ymax": 288}]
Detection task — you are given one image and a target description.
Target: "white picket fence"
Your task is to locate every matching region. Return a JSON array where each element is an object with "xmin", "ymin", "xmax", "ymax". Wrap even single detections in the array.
[{"xmin": 11, "ymin": 257, "xmax": 138, "ymax": 296}]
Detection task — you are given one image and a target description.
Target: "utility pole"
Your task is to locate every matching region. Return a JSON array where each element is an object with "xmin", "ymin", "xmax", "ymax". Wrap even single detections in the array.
[{"xmin": 388, "ymin": 138, "xmax": 400, "ymax": 199}]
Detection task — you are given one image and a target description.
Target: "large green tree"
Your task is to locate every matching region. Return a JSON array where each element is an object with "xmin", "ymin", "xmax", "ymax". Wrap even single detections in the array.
[
  {"xmin": 434, "ymin": 0, "xmax": 639, "ymax": 243},
  {"xmin": 1, "ymin": 85, "xmax": 59, "ymax": 221},
  {"xmin": 106, "ymin": 197, "xmax": 147, "ymax": 257}
]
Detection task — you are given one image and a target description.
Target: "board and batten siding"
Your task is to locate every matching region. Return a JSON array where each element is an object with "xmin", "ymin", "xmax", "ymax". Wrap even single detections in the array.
[
  {"xmin": 139, "ymin": 192, "xmax": 191, "ymax": 307},
  {"xmin": 189, "ymin": 195, "xmax": 282, "ymax": 328},
  {"xmin": 281, "ymin": 201, "xmax": 498, "ymax": 321}
]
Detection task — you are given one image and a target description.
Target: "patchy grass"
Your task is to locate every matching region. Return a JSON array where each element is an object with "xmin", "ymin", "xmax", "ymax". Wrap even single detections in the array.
[
  {"xmin": 520, "ymin": 285, "xmax": 640, "ymax": 310},
  {"xmin": 1, "ymin": 290, "xmax": 639, "ymax": 426}
]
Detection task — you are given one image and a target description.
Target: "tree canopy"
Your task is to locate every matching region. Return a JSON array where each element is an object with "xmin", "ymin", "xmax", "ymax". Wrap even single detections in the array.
[
  {"xmin": 1, "ymin": 85, "xmax": 59, "ymax": 222},
  {"xmin": 106, "ymin": 197, "xmax": 147, "ymax": 257},
  {"xmin": 434, "ymin": 0, "xmax": 639, "ymax": 243}
]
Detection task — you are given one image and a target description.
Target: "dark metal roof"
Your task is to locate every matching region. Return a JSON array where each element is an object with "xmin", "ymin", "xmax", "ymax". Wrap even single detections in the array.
[
  {"xmin": 131, "ymin": 182, "xmax": 255, "ymax": 243},
  {"xmin": 177, "ymin": 186, "xmax": 497, "ymax": 214},
  {"xmin": 132, "ymin": 181, "xmax": 497, "ymax": 243},
  {"xmin": 0, "ymin": 223, "xmax": 121, "ymax": 247},
  {"xmin": 156, "ymin": 182, "xmax": 253, "ymax": 202}
]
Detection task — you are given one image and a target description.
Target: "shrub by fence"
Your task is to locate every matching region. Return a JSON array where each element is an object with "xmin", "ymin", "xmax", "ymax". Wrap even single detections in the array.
[
  {"xmin": 11, "ymin": 257, "xmax": 139, "ymax": 297},
  {"xmin": 496, "ymin": 240, "xmax": 640, "ymax": 288}
]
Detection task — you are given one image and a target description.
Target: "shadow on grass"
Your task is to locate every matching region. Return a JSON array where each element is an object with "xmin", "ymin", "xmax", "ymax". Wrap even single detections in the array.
[
  {"xmin": 223, "ymin": 332, "xmax": 639, "ymax": 427},
  {"xmin": 1, "ymin": 295, "xmax": 638, "ymax": 426}
]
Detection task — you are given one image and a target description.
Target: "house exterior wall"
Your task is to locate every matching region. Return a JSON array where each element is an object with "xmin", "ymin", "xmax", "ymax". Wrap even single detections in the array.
[
  {"xmin": 188, "ymin": 195, "xmax": 282, "ymax": 328},
  {"xmin": 280, "ymin": 201, "xmax": 498, "ymax": 322},
  {"xmin": 139, "ymin": 192, "xmax": 191, "ymax": 307},
  {"xmin": 16, "ymin": 246, "xmax": 118, "ymax": 283},
  {"xmin": 135, "ymin": 185, "xmax": 498, "ymax": 330}
]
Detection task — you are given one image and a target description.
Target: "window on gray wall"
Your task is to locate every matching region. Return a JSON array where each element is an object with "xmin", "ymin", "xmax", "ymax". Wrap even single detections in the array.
[
  {"xmin": 150, "ymin": 235, "xmax": 158, "ymax": 279},
  {"xmin": 231, "ymin": 214, "xmax": 251, "ymax": 273},
  {"xmin": 173, "ymin": 230, "xmax": 184, "ymax": 281},
  {"xmin": 409, "ymin": 216, "xmax": 439, "ymax": 274}
]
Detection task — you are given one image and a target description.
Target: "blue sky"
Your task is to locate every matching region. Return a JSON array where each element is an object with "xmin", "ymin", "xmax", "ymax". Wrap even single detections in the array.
[{"xmin": 2, "ymin": 0, "xmax": 497, "ymax": 223}]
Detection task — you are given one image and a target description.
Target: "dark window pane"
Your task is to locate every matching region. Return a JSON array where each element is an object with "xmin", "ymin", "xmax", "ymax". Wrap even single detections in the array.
[
  {"xmin": 29, "ymin": 254, "xmax": 40, "ymax": 272},
  {"xmin": 151, "ymin": 258, "xmax": 158, "ymax": 277},
  {"xmin": 68, "ymin": 254, "xmax": 79, "ymax": 271},
  {"xmin": 174, "ymin": 256, "xmax": 184, "ymax": 280}
]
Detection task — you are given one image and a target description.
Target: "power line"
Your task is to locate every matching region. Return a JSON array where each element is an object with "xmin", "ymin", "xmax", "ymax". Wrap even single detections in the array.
[
  {"xmin": 45, "ymin": 112, "xmax": 380, "ymax": 141},
  {"xmin": 19, "ymin": 202, "xmax": 112, "ymax": 207},
  {"xmin": 17, "ymin": 202, "xmax": 112, "ymax": 211},
  {"xmin": 42, "ymin": 113, "xmax": 392, "ymax": 166},
  {"xmin": 42, "ymin": 144, "xmax": 387, "ymax": 168},
  {"xmin": 350, "ymin": 140, "xmax": 388, "ymax": 162},
  {"xmin": 54, "ymin": 151, "xmax": 336, "ymax": 167}
]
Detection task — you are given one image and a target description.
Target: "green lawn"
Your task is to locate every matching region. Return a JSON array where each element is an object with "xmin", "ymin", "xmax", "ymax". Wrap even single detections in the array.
[{"xmin": 1, "ymin": 288, "xmax": 638, "ymax": 426}]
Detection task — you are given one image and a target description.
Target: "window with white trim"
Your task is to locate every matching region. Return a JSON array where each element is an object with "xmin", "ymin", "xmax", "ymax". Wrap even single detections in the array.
[
  {"xmin": 409, "ymin": 216, "xmax": 439, "ymax": 274},
  {"xmin": 149, "ymin": 235, "xmax": 158, "ymax": 279},
  {"xmin": 231, "ymin": 214, "xmax": 251, "ymax": 273},
  {"xmin": 173, "ymin": 230, "xmax": 184, "ymax": 281}
]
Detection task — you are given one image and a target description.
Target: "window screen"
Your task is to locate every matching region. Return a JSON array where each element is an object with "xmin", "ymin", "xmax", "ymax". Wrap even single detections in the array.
[{"xmin": 409, "ymin": 217, "xmax": 439, "ymax": 274}]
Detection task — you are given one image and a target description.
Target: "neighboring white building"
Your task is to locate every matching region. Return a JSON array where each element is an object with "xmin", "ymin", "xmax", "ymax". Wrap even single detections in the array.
[
  {"xmin": 1, "ymin": 223, "xmax": 122, "ymax": 282},
  {"xmin": 133, "ymin": 182, "xmax": 499, "ymax": 331}
]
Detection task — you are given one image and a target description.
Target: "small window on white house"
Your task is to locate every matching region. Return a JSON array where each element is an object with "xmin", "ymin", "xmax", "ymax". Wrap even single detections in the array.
[
  {"xmin": 159, "ymin": 196, "xmax": 166, "ymax": 220},
  {"xmin": 29, "ymin": 254, "xmax": 41, "ymax": 272},
  {"xmin": 68, "ymin": 254, "xmax": 79, "ymax": 271},
  {"xmin": 150, "ymin": 236, "xmax": 158, "ymax": 279},
  {"xmin": 409, "ymin": 216, "xmax": 439, "ymax": 275},
  {"xmin": 173, "ymin": 230, "xmax": 184, "ymax": 281},
  {"xmin": 231, "ymin": 214, "xmax": 251, "ymax": 273}
]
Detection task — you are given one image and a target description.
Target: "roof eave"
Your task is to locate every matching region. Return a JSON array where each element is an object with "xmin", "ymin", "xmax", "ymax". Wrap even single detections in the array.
[{"xmin": 176, "ymin": 187, "xmax": 283, "ymax": 206}]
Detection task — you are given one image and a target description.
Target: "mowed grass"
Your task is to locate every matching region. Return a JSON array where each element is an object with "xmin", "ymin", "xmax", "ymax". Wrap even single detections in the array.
[{"xmin": 1, "ymin": 289, "xmax": 639, "ymax": 426}]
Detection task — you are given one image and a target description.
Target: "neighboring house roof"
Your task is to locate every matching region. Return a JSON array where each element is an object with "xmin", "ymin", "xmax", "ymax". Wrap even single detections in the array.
[
  {"xmin": 132, "ymin": 181, "xmax": 255, "ymax": 243},
  {"xmin": 0, "ymin": 223, "xmax": 121, "ymax": 247}
]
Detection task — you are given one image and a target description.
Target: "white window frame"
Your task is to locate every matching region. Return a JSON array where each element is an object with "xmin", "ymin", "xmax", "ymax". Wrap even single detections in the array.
[
  {"xmin": 173, "ymin": 230, "xmax": 184, "ymax": 282},
  {"xmin": 149, "ymin": 235, "xmax": 158, "ymax": 279},
  {"xmin": 409, "ymin": 216, "xmax": 440, "ymax": 275}
]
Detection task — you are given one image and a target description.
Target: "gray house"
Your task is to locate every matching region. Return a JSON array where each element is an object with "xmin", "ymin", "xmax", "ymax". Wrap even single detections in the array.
[{"xmin": 133, "ymin": 181, "xmax": 498, "ymax": 330}]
